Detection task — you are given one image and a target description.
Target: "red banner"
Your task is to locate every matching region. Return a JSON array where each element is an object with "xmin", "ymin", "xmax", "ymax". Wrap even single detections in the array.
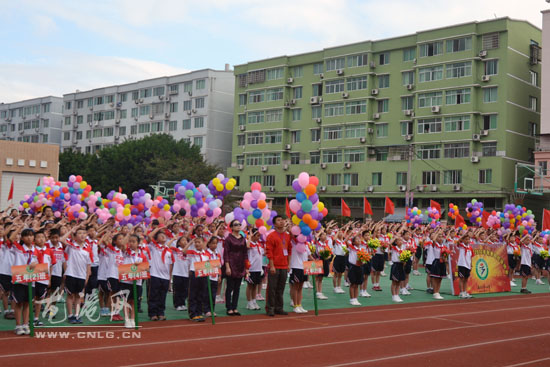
[
  {"xmin": 450, "ymin": 243, "xmax": 511, "ymax": 295},
  {"xmin": 194, "ymin": 259, "xmax": 221, "ymax": 277},
  {"xmin": 118, "ymin": 262, "xmax": 150, "ymax": 281},
  {"xmin": 12, "ymin": 264, "xmax": 50, "ymax": 284},
  {"xmin": 303, "ymin": 260, "xmax": 324, "ymax": 275}
]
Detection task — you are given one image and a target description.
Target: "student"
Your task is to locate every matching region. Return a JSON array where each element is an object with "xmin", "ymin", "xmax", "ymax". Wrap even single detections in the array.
[
  {"xmin": 246, "ymin": 229, "xmax": 263, "ymax": 310},
  {"xmin": 506, "ymin": 234, "xmax": 520, "ymax": 287},
  {"xmin": 531, "ymin": 236, "xmax": 546, "ymax": 285},
  {"xmin": 289, "ymin": 238, "xmax": 311, "ymax": 313},
  {"xmin": 85, "ymin": 225, "xmax": 99, "ymax": 296},
  {"xmin": 96, "ymin": 233, "xmax": 110, "ymax": 317},
  {"xmin": 430, "ymin": 231, "xmax": 447, "ymax": 300},
  {"xmin": 187, "ymin": 237, "xmax": 208, "ymax": 322},
  {"xmin": 119, "ymin": 234, "xmax": 148, "ymax": 329},
  {"xmin": 61, "ymin": 227, "xmax": 92, "ymax": 324},
  {"xmin": 519, "ymin": 235, "xmax": 533, "ymax": 294},
  {"xmin": 359, "ymin": 231, "xmax": 372, "ymax": 298},
  {"xmin": 370, "ymin": 228, "xmax": 386, "ymax": 292},
  {"xmin": 314, "ymin": 232, "xmax": 333, "ymax": 300},
  {"xmin": 11, "ymin": 228, "xmax": 39, "ymax": 335},
  {"xmin": 47, "ymin": 229, "xmax": 65, "ymax": 299},
  {"xmin": 171, "ymin": 237, "xmax": 191, "ymax": 311},
  {"xmin": 400, "ymin": 230, "xmax": 415, "ymax": 296},
  {"xmin": 205, "ymin": 236, "xmax": 220, "ymax": 317},
  {"xmin": 104, "ymin": 233, "xmax": 126, "ymax": 321},
  {"xmin": 347, "ymin": 236, "xmax": 364, "ymax": 306},
  {"xmin": 331, "ymin": 230, "xmax": 347, "ymax": 294},
  {"xmin": 33, "ymin": 230, "xmax": 56, "ymax": 326},
  {"xmin": 423, "ymin": 233, "xmax": 434, "ymax": 294},
  {"xmin": 147, "ymin": 229, "xmax": 174, "ymax": 321},
  {"xmin": 0, "ymin": 226, "xmax": 15, "ymax": 320},
  {"xmin": 456, "ymin": 234, "xmax": 473, "ymax": 298}
]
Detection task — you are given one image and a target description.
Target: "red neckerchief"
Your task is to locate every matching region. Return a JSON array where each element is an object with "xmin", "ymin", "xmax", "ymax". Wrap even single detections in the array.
[
  {"xmin": 188, "ymin": 248, "xmax": 208, "ymax": 262},
  {"xmin": 391, "ymin": 244, "xmax": 403, "ymax": 255},
  {"xmin": 507, "ymin": 242, "xmax": 519, "ymax": 251},
  {"xmin": 521, "ymin": 242, "xmax": 532, "ymax": 256},
  {"xmin": 151, "ymin": 239, "xmax": 173, "ymax": 264},
  {"xmin": 458, "ymin": 243, "xmax": 474, "ymax": 258},
  {"xmin": 171, "ymin": 246, "xmax": 187, "ymax": 259},
  {"xmin": 249, "ymin": 241, "xmax": 262, "ymax": 255}
]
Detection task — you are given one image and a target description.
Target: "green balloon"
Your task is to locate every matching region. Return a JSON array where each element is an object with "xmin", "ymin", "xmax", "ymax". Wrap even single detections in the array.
[
  {"xmin": 185, "ymin": 190, "xmax": 193, "ymax": 199},
  {"xmin": 247, "ymin": 214, "xmax": 255, "ymax": 225},
  {"xmin": 189, "ymin": 197, "xmax": 197, "ymax": 205},
  {"xmin": 301, "ymin": 199, "xmax": 313, "ymax": 212}
]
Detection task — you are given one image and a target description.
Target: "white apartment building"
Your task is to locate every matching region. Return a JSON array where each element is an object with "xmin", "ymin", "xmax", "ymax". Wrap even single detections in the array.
[
  {"xmin": 0, "ymin": 96, "xmax": 63, "ymax": 145},
  {"xmin": 61, "ymin": 68, "xmax": 235, "ymax": 168}
]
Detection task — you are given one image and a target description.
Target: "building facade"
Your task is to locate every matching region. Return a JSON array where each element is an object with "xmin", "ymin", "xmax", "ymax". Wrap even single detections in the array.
[
  {"xmin": 61, "ymin": 69, "xmax": 235, "ymax": 168},
  {"xmin": 227, "ymin": 18, "xmax": 541, "ymax": 217},
  {"xmin": 0, "ymin": 96, "xmax": 63, "ymax": 145}
]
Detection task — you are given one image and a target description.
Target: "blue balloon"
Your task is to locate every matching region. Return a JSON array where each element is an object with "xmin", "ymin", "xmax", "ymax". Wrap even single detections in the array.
[
  {"xmin": 253, "ymin": 209, "xmax": 262, "ymax": 219},
  {"xmin": 301, "ymin": 226, "xmax": 312, "ymax": 236},
  {"xmin": 296, "ymin": 192, "xmax": 307, "ymax": 202}
]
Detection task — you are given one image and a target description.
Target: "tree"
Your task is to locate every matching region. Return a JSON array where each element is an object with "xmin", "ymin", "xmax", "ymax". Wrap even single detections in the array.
[{"xmin": 59, "ymin": 134, "xmax": 220, "ymax": 195}]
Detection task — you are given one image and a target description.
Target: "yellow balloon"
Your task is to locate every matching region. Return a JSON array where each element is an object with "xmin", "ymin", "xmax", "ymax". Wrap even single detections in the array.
[
  {"xmin": 317, "ymin": 202, "xmax": 325, "ymax": 211},
  {"xmin": 45, "ymin": 187, "xmax": 51, "ymax": 193},
  {"xmin": 212, "ymin": 178, "xmax": 220, "ymax": 186},
  {"xmin": 226, "ymin": 182, "xmax": 235, "ymax": 190},
  {"xmin": 163, "ymin": 204, "xmax": 170, "ymax": 211},
  {"xmin": 292, "ymin": 215, "xmax": 300, "ymax": 225},
  {"xmin": 23, "ymin": 202, "xmax": 29, "ymax": 208},
  {"xmin": 80, "ymin": 181, "xmax": 87, "ymax": 189},
  {"xmin": 123, "ymin": 208, "xmax": 131, "ymax": 216},
  {"xmin": 216, "ymin": 184, "xmax": 224, "ymax": 191}
]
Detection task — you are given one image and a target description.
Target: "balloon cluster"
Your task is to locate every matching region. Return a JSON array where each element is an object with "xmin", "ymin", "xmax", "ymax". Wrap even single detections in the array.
[
  {"xmin": 540, "ymin": 230, "xmax": 550, "ymax": 244},
  {"xmin": 486, "ymin": 210, "xmax": 501, "ymax": 229},
  {"xmin": 225, "ymin": 182, "xmax": 276, "ymax": 236},
  {"xmin": 448, "ymin": 203, "xmax": 459, "ymax": 220},
  {"xmin": 426, "ymin": 207, "xmax": 440, "ymax": 229},
  {"xmin": 466, "ymin": 199, "xmax": 484, "ymax": 226},
  {"xmin": 500, "ymin": 204, "xmax": 535, "ymax": 235},
  {"xmin": 288, "ymin": 172, "xmax": 327, "ymax": 249},
  {"xmin": 405, "ymin": 207, "xmax": 424, "ymax": 228},
  {"xmin": 208, "ymin": 174, "xmax": 236, "ymax": 201},
  {"xmin": 173, "ymin": 180, "xmax": 222, "ymax": 224}
]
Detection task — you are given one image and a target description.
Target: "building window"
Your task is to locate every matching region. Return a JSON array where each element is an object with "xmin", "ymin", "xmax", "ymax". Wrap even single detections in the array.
[
  {"xmin": 312, "ymin": 106, "xmax": 322, "ymax": 119},
  {"xmin": 291, "ymin": 66, "xmax": 303, "ymax": 78},
  {"xmin": 345, "ymin": 124, "xmax": 366, "ymax": 138},
  {"xmin": 539, "ymin": 161, "xmax": 548, "ymax": 176},
  {"xmin": 266, "ymin": 88, "xmax": 284, "ymax": 101},
  {"xmin": 376, "ymin": 147, "xmax": 388, "ymax": 161},
  {"xmin": 291, "ymin": 130, "xmax": 301, "ymax": 143},
  {"xmin": 264, "ymin": 131, "xmax": 282, "ymax": 144},
  {"xmin": 151, "ymin": 122, "xmax": 162, "ymax": 132},
  {"xmin": 530, "ymin": 70, "xmax": 538, "ymax": 86},
  {"xmin": 93, "ymin": 128, "xmax": 103, "ymax": 138},
  {"xmin": 139, "ymin": 89, "xmax": 151, "ymax": 98},
  {"xmin": 443, "ymin": 170, "xmax": 462, "ymax": 185},
  {"xmin": 239, "ymin": 94, "xmax": 247, "ymax": 106},
  {"xmin": 529, "ymin": 96, "xmax": 538, "ymax": 111},
  {"xmin": 403, "ymin": 47, "xmax": 416, "ymax": 62},
  {"xmin": 402, "ymin": 71, "xmax": 414, "ymax": 85},
  {"xmin": 63, "ymin": 131, "xmax": 70, "ymax": 141},
  {"xmin": 347, "ymin": 76, "xmax": 367, "ymax": 91},
  {"xmin": 347, "ymin": 54, "xmax": 368, "ymax": 67},
  {"xmin": 265, "ymin": 109, "xmax": 282, "ymax": 122},
  {"xmin": 237, "ymin": 134, "xmax": 245, "ymax": 146},
  {"xmin": 310, "ymin": 151, "xmax": 320, "ymax": 164},
  {"xmin": 313, "ymin": 62, "xmax": 324, "ymax": 75},
  {"xmin": 249, "ymin": 90, "xmax": 265, "ymax": 104},
  {"xmin": 417, "ymin": 118, "xmax": 442, "ymax": 134},
  {"xmin": 484, "ymin": 60, "xmax": 498, "ymax": 76},
  {"xmin": 292, "ymin": 109, "xmax": 302, "ymax": 121},
  {"xmin": 264, "ymin": 153, "xmax": 281, "ymax": 165},
  {"xmin": 326, "ymin": 57, "xmax": 345, "ymax": 71},
  {"xmin": 249, "ymin": 175, "xmax": 262, "ymax": 186},
  {"xmin": 401, "ymin": 96, "xmax": 413, "ymax": 110},
  {"xmin": 419, "ymin": 41, "xmax": 443, "ymax": 57},
  {"xmin": 396, "ymin": 172, "xmax": 407, "ymax": 185},
  {"xmin": 138, "ymin": 123, "xmax": 150, "ymax": 134},
  {"xmin": 183, "ymin": 82, "xmax": 192, "ymax": 93},
  {"xmin": 446, "ymin": 37, "xmax": 472, "ymax": 53},
  {"xmin": 311, "ymin": 128, "xmax": 321, "ymax": 142},
  {"xmin": 182, "ymin": 119, "xmax": 191, "ymax": 130},
  {"xmin": 447, "ymin": 62, "xmax": 472, "ymax": 78},
  {"xmin": 483, "ymin": 87, "xmax": 498, "ymax": 103},
  {"xmin": 293, "ymin": 87, "xmax": 303, "ymax": 99},
  {"xmin": 347, "ymin": 100, "xmax": 367, "ymax": 114},
  {"xmin": 195, "ymin": 98, "xmax": 205, "ymax": 109},
  {"xmin": 344, "ymin": 149, "xmax": 365, "ymax": 162},
  {"xmin": 194, "ymin": 117, "xmax": 204, "ymax": 128},
  {"xmin": 372, "ymin": 172, "xmax": 382, "ymax": 186},
  {"xmin": 443, "ymin": 142, "xmax": 470, "ymax": 158},
  {"xmin": 482, "ymin": 142, "xmax": 497, "ymax": 157},
  {"xmin": 378, "ymin": 74, "xmax": 390, "ymax": 88},
  {"xmin": 119, "ymin": 126, "xmax": 126, "ymax": 136},
  {"xmin": 322, "ymin": 150, "xmax": 342, "ymax": 163},
  {"xmin": 422, "ymin": 171, "xmax": 440, "ymax": 185},
  {"xmin": 344, "ymin": 173, "xmax": 359, "ymax": 186},
  {"xmin": 444, "ymin": 115, "xmax": 470, "ymax": 132},
  {"xmin": 196, "ymin": 79, "xmax": 205, "ymax": 89},
  {"xmin": 378, "ymin": 52, "xmax": 390, "ymax": 65},
  {"xmin": 247, "ymin": 132, "xmax": 263, "ymax": 145},
  {"xmin": 419, "ymin": 66, "xmax": 443, "ymax": 82},
  {"xmin": 324, "ymin": 126, "xmax": 342, "ymax": 140},
  {"xmin": 401, "ymin": 121, "xmax": 413, "ymax": 136},
  {"xmin": 376, "ymin": 123, "xmax": 388, "ymax": 138},
  {"xmin": 325, "ymin": 79, "xmax": 345, "ymax": 94},
  {"xmin": 529, "ymin": 122, "xmax": 537, "ymax": 137},
  {"xmin": 483, "ymin": 114, "xmax": 497, "ymax": 130},
  {"xmin": 377, "ymin": 99, "xmax": 389, "ymax": 113},
  {"xmin": 170, "ymin": 102, "xmax": 178, "ymax": 113},
  {"xmin": 479, "ymin": 169, "xmax": 492, "ymax": 184},
  {"xmin": 247, "ymin": 154, "xmax": 262, "ymax": 166},
  {"xmin": 290, "ymin": 153, "xmax": 300, "ymax": 165},
  {"xmin": 418, "ymin": 145, "xmax": 441, "ymax": 159},
  {"xmin": 262, "ymin": 175, "xmax": 275, "ymax": 187},
  {"xmin": 446, "ymin": 88, "xmax": 471, "ymax": 105},
  {"xmin": 248, "ymin": 111, "xmax": 264, "ymax": 124},
  {"xmin": 418, "ymin": 92, "xmax": 442, "ymax": 107},
  {"xmin": 193, "ymin": 136, "xmax": 203, "ymax": 147},
  {"xmin": 324, "ymin": 103, "xmax": 345, "ymax": 117},
  {"xmin": 130, "ymin": 125, "xmax": 137, "ymax": 135},
  {"xmin": 482, "ymin": 33, "xmax": 499, "ymax": 50},
  {"xmin": 266, "ymin": 67, "xmax": 283, "ymax": 80},
  {"xmin": 286, "ymin": 175, "xmax": 296, "ymax": 186},
  {"xmin": 327, "ymin": 174, "xmax": 341, "ymax": 186}
]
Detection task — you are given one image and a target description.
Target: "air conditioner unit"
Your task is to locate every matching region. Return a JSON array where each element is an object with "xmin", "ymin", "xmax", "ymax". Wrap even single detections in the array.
[
  {"xmin": 188, "ymin": 91, "xmax": 192, "ymax": 96},
  {"xmin": 416, "ymin": 185, "xmax": 424, "ymax": 192},
  {"xmin": 472, "ymin": 134, "xmax": 481, "ymax": 141},
  {"xmin": 479, "ymin": 50, "xmax": 487, "ymax": 58},
  {"xmin": 239, "ymin": 125, "xmax": 246, "ymax": 131},
  {"xmin": 310, "ymin": 96, "xmax": 319, "ymax": 105},
  {"xmin": 337, "ymin": 69, "xmax": 344, "ymax": 76},
  {"xmin": 370, "ymin": 61, "xmax": 376, "ymax": 68},
  {"xmin": 109, "ymin": 102, "xmax": 114, "ymax": 107},
  {"xmin": 342, "ymin": 92, "xmax": 349, "ymax": 99},
  {"xmin": 283, "ymin": 164, "xmax": 289, "ymax": 170},
  {"xmin": 192, "ymin": 109, "xmax": 197, "ymax": 113},
  {"xmin": 134, "ymin": 116, "xmax": 138, "ymax": 121},
  {"xmin": 269, "ymin": 186, "xmax": 276, "ymax": 192},
  {"xmin": 238, "ymin": 164, "xmax": 244, "ymax": 170},
  {"xmin": 320, "ymin": 163, "xmax": 327, "ymax": 169},
  {"xmin": 405, "ymin": 110, "xmax": 412, "ymax": 116},
  {"xmin": 165, "ymin": 97, "xmax": 171, "ymax": 102},
  {"xmin": 115, "ymin": 119, "xmax": 121, "ymax": 124},
  {"xmin": 342, "ymin": 184, "xmax": 350, "ymax": 191},
  {"xmin": 482, "ymin": 75, "xmax": 491, "ymax": 82},
  {"xmin": 165, "ymin": 112, "xmax": 170, "ymax": 118},
  {"xmin": 134, "ymin": 100, "xmax": 139, "ymax": 104},
  {"xmin": 360, "ymin": 137, "xmax": 367, "ymax": 143},
  {"xmin": 139, "ymin": 99, "xmax": 144, "ymax": 103},
  {"xmin": 114, "ymin": 136, "xmax": 119, "ymax": 141},
  {"xmin": 187, "ymin": 110, "xmax": 192, "ymax": 115},
  {"xmin": 367, "ymin": 186, "xmax": 374, "ymax": 192},
  {"xmin": 480, "ymin": 130, "xmax": 489, "ymax": 136},
  {"xmin": 319, "ymin": 73, "xmax": 324, "ymax": 79},
  {"xmin": 34, "ymin": 128, "xmax": 39, "ymax": 133},
  {"xmin": 73, "ymin": 111, "xmax": 77, "ymax": 116},
  {"xmin": 284, "ymin": 144, "xmax": 291, "ymax": 150},
  {"xmin": 284, "ymin": 102, "xmax": 291, "ymax": 108},
  {"xmin": 399, "ymin": 185, "xmax": 406, "ymax": 192},
  {"xmin": 22, "ymin": 115, "xmax": 26, "ymax": 120},
  {"xmin": 368, "ymin": 148, "xmax": 376, "ymax": 155},
  {"xmin": 431, "ymin": 185, "xmax": 438, "ymax": 192},
  {"xmin": 287, "ymin": 77, "xmax": 294, "ymax": 84},
  {"xmin": 158, "ymin": 95, "xmax": 164, "ymax": 100},
  {"xmin": 261, "ymin": 166, "xmax": 268, "ymax": 172},
  {"xmin": 373, "ymin": 113, "xmax": 380, "ymax": 119},
  {"xmin": 371, "ymin": 89, "xmax": 379, "ymax": 96},
  {"xmin": 406, "ymin": 84, "xmax": 414, "ymax": 90},
  {"xmin": 344, "ymin": 162, "xmax": 351, "ymax": 169},
  {"xmin": 367, "ymin": 128, "xmax": 374, "ymax": 134},
  {"xmin": 471, "ymin": 156, "xmax": 480, "ymax": 163},
  {"xmin": 290, "ymin": 99, "xmax": 297, "ymax": 105},
  {"xmin": 169, "ymin": 90, "xmax": 178, "ymax": 95},
  {"xmin": 149, "ymin": 114, "xmax": 154, "ymax": 119},
  {"xmin": 315, "ymin": 117, "xmax": 322, "ymax": 124},
  {"xmin": 319, "ymin": 186, "xmax": 327, "ymax": 192},
  {"xmin": 453, "ymin": 184, "xmax": 461, "ymax": 191},
  {"xmin": 431, "ymin": 106, "xmax": 440, "ymax": 113},
  {"xmin": 405, "ymin": 135, "xmax": 413, "ymax": 141}
]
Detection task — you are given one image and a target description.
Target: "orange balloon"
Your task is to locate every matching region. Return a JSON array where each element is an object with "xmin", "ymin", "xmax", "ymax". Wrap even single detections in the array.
[
  {"xmin": 257, "ymin": 200, "xmax": 266, "ymax": 209},
  {"xmin": 308, "ymin": 220, "xmax": 318, "ymax": 229},
  {"xmin": 304, "ymin": 184, "xmax": 316, "ymax": 197},
  {"xmin": 302, "ymin": 214, "xmax": 312, "ymax": 224}
]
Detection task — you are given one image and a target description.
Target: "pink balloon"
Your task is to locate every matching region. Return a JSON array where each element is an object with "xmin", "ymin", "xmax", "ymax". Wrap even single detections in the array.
[
  {"xmin": 243, "ymin": 192, "xmax": 253, "ymax": 201},
  {"xmin": 251, "ymin": 182, "xmax": 262, "ymax": 191},
  {"xmin": 172, "ymin": 203, "xmax": 181, "ymax": 211},
  {"xmin": 213, "ymin": 207, "xmax": 222, "ymax": 217},
  {"xmin": 295, "ymin": 243, "xmax": 307, "ymax": 253},
  {"xmin": 258, "ymin": 226, "xmax": 267, "ymax": 235},
  {"xmin": 241, "ymin": 200, "xmax": 251, "ymax": 210},
  {"xmin": 163, "ymin": 211, "xmax": 171, "ymax": 220},
  {"xmin": 291, "ymin": 226, "xmax": 301, "ymax": 236},
  {"xmin": 298, "ymin": 172, "xmax": 309, "ymax": 188},
  {"xmin": 297, "ymin": 234, "xmax": 307, "ymax": 243},
  {"xmin": 289, "ymin": 199, "xmax": 301, "ymax": 213},
  {"xmin": 251, "ymin": 190, "xmax": 261, "ymax": 200}
]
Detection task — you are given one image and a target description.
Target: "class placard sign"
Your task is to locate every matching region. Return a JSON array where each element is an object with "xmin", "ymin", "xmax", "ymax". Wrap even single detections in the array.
[
  {"xmin": 450, "ymin": 243, "xmax": 511, "ymax": 295},
  {"xmin": 118, "ymin": 262, "xmax": 150, "ymax": 281},
  {"xmin": 303, "ymin": 260, "xmax": 324, "ymax": 275},
  {"xmin": 194, "ymin": 259, "xmax": 221, "ymax": 277},
  {"xmin": 12, "ymin": 264, "xmax": 50, "ymax": 284}
]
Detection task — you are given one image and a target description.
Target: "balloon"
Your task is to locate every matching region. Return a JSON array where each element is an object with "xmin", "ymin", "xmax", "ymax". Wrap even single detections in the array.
[
  {"xmin": 301, "ymin": 200, "xmax": 313, "ymax": 213},
  {"xmin": 304, "ymin": 184, "xmax": 316, "ymax": 197},
  {"xmin": 298, "ymin": 172, "xmax": 309, "ymax": 188},
  {"xmin": 251, "ymin": 182, "xmax": 262, "ymax": 191},
  {"xmin": 309, "ymin": 176, "xmax": 319, "ymax": 186},
  {"xmin": 257, "ymin": 200, "xmax": 266, "ymax": 209}
]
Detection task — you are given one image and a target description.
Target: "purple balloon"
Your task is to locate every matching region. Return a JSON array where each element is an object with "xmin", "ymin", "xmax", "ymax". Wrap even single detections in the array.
[
  {"xmin": 292, "ymin": 180, "xmax": 302, "ymax": 192},
  {"xmin": 250, "ymin": 200, "xmax": 258, "ymax": 209},
  {"xmin": 297, "ymin": 209, "xmax": 304, "ymax": 218}
]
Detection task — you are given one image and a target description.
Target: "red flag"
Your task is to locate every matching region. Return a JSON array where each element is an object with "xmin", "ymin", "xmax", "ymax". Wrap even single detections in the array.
[
  {"xmin": 285, "ymin": 198, "xmax": 291, "ymax": 218},
  {"xmin": 7, "ymin": 177, "xmax": 14, "ymax": 201},
  {"xmin": 384, "ymin": 197, "xmax": 394, "ymax": 215},
  {"xmin": 455, "ymin": 214, "xmax": 466, "ymax": 229},
  {"xmin": 341, "ymin": 199, "xmax": 351, "ymax": 217},
  {"xmin": 543, "ymin": 209, "xmax": 550, "ymax": 230},
  {"xmin": 430, "ymin": 200, "xmax": 441, "ymax": 213},
  {"xmin": 481, "ymin": 211, "xmax": 490, "ymax": 229},
  {"xmin": 119, "ymin": 186, "xmax": 123, "ymax": 193},
  {"xmin": 37, "ymin": 177, "xmax": 41, "ymax": 187},
  {"xmin": 363, "ymin": 197, "xmax": 373, "ymax": 215}
]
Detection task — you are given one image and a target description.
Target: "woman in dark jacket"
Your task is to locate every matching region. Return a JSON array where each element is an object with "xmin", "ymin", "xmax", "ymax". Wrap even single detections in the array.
[{"xmin": 223, "ymin": 220, "xmax": 248, "ymax": 315}]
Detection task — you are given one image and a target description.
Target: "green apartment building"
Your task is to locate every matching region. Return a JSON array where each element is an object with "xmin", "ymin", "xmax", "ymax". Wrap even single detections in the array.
[{"xmin": 227, "ymin": 18, "xmax": 542, "ymax": 218}]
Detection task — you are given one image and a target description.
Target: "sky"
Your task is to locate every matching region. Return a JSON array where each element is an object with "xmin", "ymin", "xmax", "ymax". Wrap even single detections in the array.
[{"xmin": 0, "ymin": 0, "xmax": 548, "ymax": 103}]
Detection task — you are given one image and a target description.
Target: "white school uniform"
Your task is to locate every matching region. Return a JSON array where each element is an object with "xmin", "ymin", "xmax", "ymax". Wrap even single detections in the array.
[
  {"xmin": 457, "ymin": 243, "xmax": 473, "ymax": 270},
  {"xmin": 105, "ymin": 244, "xmax": 125, "ymax": 280},
  {"xmin": 289, "ymin": 241, "xmax": 310, "ymax": 270},
  {"xmin": 520, "ymin": 243, "xmax": 533, "ymax": 267},
  {"xmin": 248, "ymin": 241, "xmax": 264, "ymax": 272},
  {"xmin": 148, "ymin": 241, "xmax": 174, "ymax": 280},
  {"xmin": 0, "ymin": 238, "xmax": 13, "ymax": 276},
  {"xmin": 64, "ymin": 240, "xmax": 92, "ymax": 280},
  {"xmin": 171, "ymin": 245, "xmax": 190, "ymax": 278}
]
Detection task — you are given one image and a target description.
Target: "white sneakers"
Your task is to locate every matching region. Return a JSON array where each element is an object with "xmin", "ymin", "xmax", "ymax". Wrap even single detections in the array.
[
  {"xmin": 262, "ymin": 283, "xmax": 267, "ymax": 290},
  {"xmin": 215, "ymin": 295, "xmax": 225, "ymax": 304},
  {"xmin": 344, "ymin": 281, "xmax": 350, "ymax": 287},
  {"xmin": 360, "ymin": 290, "xmax": 371, "ymax": 298},
  {"xmin": 293, "ymin": 305, "xmax": 308, "ymax": 313},
  {"xmin": 510, "ymin": 280, "xmax": 517, "ymax": 287},
  {"xmin": 333, "ymin": 287, "xmax": 346, "ymax": 294},
  {"xmin": 433, "ymin": 293, "xmax": 444, "ymax": 300},
  {"xmin": 380, "ymin": 271, "xmax": 387, "ymax": 276},
  {"xmin": 392, "ymin": 295, "xmax": 403, "ymax": 303},
  {"xmin": 406, "ymin": 284, "xmax": 414, "ymax": 290},
  {"xmin": 176, "ymin": 305, "xmax": 187, "ymax": 311},
  {"xmin": 246, "ymin": 300, "xmax": 261, "ymax": 310},
  {"xmin": 459, "ymin": 292, "xmax": 472, "ymax": 299},
  {"xmin": 303, "ymin": 281, "xmax": 312, "ymax": 289},
  {"xmin": 15, "ymin": 325, "xmax": 25, "ymax": 335},
  {"xmin": 412, "ymin": 270, "xmax": 421, "ymax": 276},
  {"xmin": 124, "ymin": 319, "xmax": 136, "ymax": 329},
  {"xmin": 350, "ymin": 298, "xmax": 361, "ymax": 306},
  {"xmin": 316, "ymin": 292, "xmax": 328, "ymax": 300},
  {"xmin": 400, "ymin": 288, "xmax": 411, "ymax": 296},
  {"xmin": 536, "ymin": 279, "xmax": 545, "ymax": 285}
]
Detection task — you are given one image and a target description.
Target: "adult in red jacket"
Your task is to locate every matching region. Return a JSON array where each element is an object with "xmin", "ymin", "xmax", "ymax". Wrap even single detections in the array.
[{"xmin": 265, "ymin": 216, "xmax": 291, "ymax": 316}]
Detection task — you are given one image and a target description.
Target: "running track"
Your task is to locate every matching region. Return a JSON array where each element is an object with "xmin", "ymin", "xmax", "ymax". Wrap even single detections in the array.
[{"xmin": 1, "ymin": 294, "xmax": 549, "ymax": 367}]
